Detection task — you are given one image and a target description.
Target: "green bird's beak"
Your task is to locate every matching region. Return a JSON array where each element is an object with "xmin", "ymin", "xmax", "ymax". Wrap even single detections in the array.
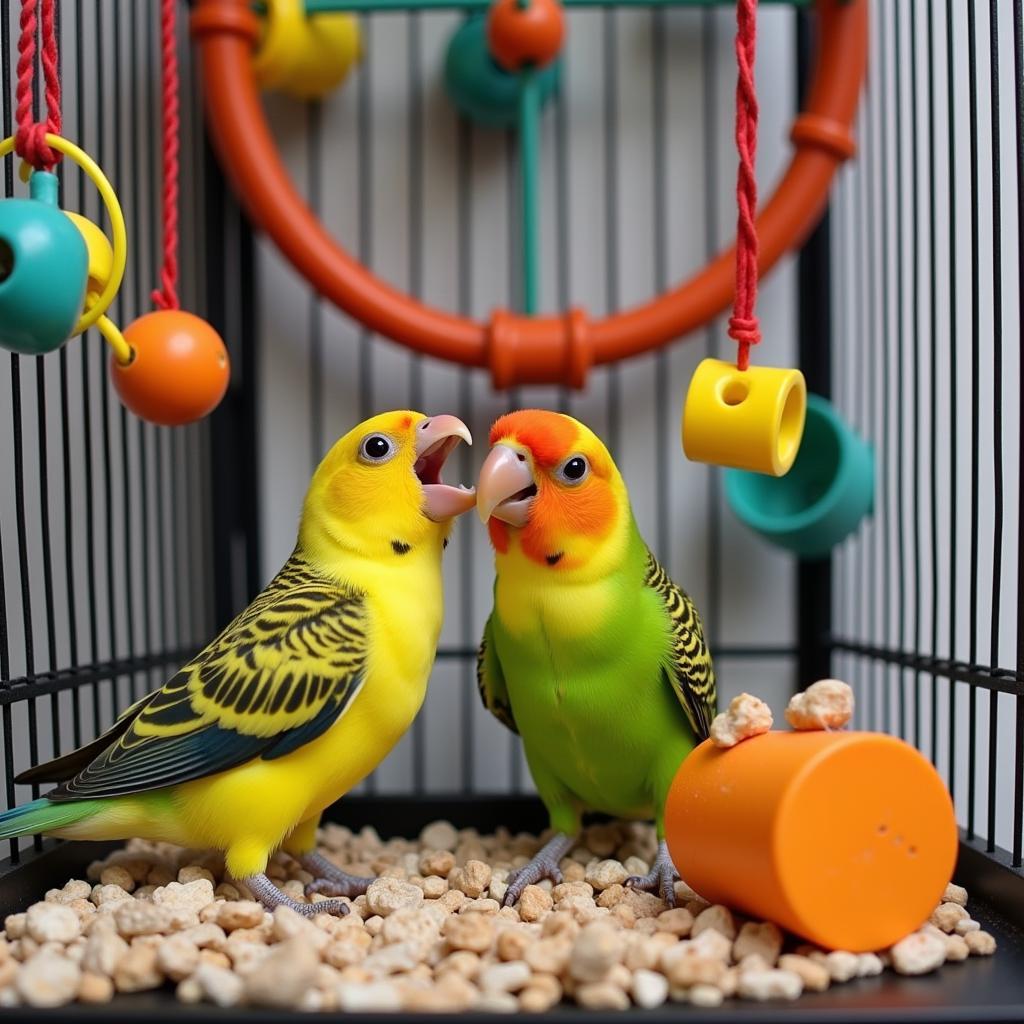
[{"xmin": 476, "ymin": 443, "xmax": 537, "ymax": 527}]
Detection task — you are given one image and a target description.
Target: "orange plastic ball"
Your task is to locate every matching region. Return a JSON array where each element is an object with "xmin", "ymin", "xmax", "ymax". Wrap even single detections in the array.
[
  {"xmin": 486, "ymin": 0, "xmax": 564, "ymax": 72},
  {"xmin": 111, "ymin": 310, "xmax": 230, "ymax": 427}
]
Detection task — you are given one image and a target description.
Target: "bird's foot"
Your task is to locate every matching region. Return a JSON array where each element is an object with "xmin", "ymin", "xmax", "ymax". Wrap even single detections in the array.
[
  {"xmin": 245, "ymin": 871, "xmax": 350, "ymax": 917},
  {"xmin": 502, "ymin": 833, "xmax": 576, "ymax": 908},
  {"xmin": 624, "ymin": 839, "xmax": 679, "ymax": 907},
  {"xmin": 300, "ymin": 852, "xmax": 375, "ymax": 900}
]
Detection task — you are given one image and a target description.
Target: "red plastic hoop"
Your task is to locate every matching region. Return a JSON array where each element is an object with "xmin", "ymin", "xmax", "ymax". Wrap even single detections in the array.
[{"xmin": 191, "ymin": 0, "xmax": 866, "ymax": 389}]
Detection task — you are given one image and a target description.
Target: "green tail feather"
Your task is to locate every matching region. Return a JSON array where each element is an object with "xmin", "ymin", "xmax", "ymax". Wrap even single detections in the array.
[{"xmin": 0, "ymin": 798, "xmax": 99, "ymax": 840}]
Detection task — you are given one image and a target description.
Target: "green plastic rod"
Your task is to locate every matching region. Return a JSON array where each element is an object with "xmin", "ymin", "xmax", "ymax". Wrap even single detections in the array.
[
  {"xmin": 518, "ymin": 68, "xmax": 541, "ymax": 316},
  {"xmin": 254, "ymin": 0, "xmax": 807, "ymax": 13}
]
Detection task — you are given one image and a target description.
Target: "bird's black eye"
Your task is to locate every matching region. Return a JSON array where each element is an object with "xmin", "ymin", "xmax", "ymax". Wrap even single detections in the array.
[
  {"xmin": 557, "ymin": 454, "xmax": 589, "ymax": 485},
  {"xmin": 359, "ymin": 434, "xmax": 395, "ymax": 464}
]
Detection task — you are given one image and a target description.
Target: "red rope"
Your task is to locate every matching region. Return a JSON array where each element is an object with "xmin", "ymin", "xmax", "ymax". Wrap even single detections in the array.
[
  {"xmin": 728, "ymin": 0, "xmax": 760, "ymax": 372},
  {"xmin": 15, "ymin": 0, "xmax": 61, "ymax": 172},
  {"xmin": 152, "ymin": 0, "xmax": 181, "ymax": 311}
]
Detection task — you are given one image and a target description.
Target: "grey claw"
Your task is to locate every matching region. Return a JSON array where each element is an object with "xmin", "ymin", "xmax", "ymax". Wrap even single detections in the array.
[
  {"xmin": 625, "ymin": 873, "xmax": 676, "ymax": 907},
  {"xmin": 296, "ymin": 897, "xmax": 350, "ymax": 917},
  {"xmin": 503, "ymin": 864, "xmax": 562, "ymax": 908},
  {"xmin": 501, "ymin": 832, "xmax": 576, "ymax": 908},
  {"xmin": 624, "ymin": 840, "xmax": 680, "ymax": 907},
  {"xmin": 304, "ymin": 874, "xmax": 373, "ymax": 900},
  {"xmin": 245, "ymin": 871, "xmax": 350, "ymax": 917},
  {"xmin": 300, "ymin": 853, "xmax": 374, "ymax": 900}
]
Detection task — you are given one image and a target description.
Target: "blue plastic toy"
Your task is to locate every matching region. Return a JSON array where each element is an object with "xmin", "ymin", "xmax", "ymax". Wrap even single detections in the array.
[
  {"xmin": 725, "ymin": 394, "xmax": 874, "ymax": 559},
  {"xmin": 444, "ymin": 14, "xmax": 560, "ymax": 129},
  {"xmin": 0, "ymin": 171, "xmax": 89, "ymax": 356}
]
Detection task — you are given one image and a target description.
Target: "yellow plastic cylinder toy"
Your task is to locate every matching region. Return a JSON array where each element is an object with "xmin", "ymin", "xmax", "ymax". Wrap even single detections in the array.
[
  {"xmin": 664, "ymin": 731, "xmax": 959, "ymax": 952},
  {"xmin": 254, "ymin": 0, "xmax": 360, "ymax": 101},
  {"xmin": 682, "ymin": 357, "xmax": 806, "ymax": 476}
]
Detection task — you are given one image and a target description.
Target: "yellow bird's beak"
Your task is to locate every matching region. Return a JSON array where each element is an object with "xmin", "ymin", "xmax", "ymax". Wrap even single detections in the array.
[
  {"xmin": 414, "ymin": 414, "xmax": 476, "ymax": 522},
  {"xmin": 476, "ymin": 443, "xmax": 536, "ymax": 527}
]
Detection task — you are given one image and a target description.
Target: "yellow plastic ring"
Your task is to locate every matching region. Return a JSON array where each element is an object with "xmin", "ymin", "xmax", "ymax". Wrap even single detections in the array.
[
  {"xmin": 252, "ymin": 0, "xmax": 304, "ymax": 91},
  {"xmin": 97, "ymin": 309, "xmax": 133, "ymax": 367},
  {"xmin": 0, "ymin": 133, "xmax": 127, "ymax": 338},
  {"xmin": 253, "ymin": 0, "xmax": 361, "ymax": 100}
]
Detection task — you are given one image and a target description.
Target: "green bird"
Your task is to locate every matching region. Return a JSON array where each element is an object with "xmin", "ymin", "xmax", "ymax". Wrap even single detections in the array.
[{"xmin": 474, "ymin": 410, "xmax": 716, "ymax": 905}]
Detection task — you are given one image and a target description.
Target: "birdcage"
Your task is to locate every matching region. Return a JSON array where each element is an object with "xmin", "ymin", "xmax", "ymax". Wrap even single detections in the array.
[{"xmin": 0, "ymin": 0, "xmax": 1021, "ymax": 1018}]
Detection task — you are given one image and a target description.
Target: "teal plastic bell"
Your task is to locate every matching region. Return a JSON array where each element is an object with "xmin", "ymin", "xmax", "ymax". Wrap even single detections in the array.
[
  {"xmin": 725, "ymin": 394, "xmax": 875, "ymax": 559},
  {"xmin": 0, "ymin": 171, "xmax": 89, "ymax": 356},
  {"xmin": 444, "ymin": 14, "xmax": 559, "ymax": 128}
]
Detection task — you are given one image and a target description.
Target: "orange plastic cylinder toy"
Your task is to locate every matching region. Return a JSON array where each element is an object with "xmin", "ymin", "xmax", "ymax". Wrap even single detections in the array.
[{"xmin": 664, "ymin": 731, "xmax": 958, "ymax": 952}]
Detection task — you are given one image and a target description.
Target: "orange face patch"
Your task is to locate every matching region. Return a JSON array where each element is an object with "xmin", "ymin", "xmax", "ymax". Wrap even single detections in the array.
[
  {"xmin": 489, "ymin": 410, "xmax": 578, "ymax": 469},
  {"xmin": 487, "ymin": 410, "xmax": 624, "ymax": 570},
  {"xmin": 519, "ymin": 472, "xmax": 617, "ymax": 567}
]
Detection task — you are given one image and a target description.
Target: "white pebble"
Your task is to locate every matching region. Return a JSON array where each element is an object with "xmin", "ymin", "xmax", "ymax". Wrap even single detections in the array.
[
  {"xmin": 192, "ymin": 963, "xmax": 243, "ymax": 1007},
  {"xmin": 891, "ymin": 931, "xmax": 947, "ymax": 975},
  {"xmin": 479, "ymin": 960, "xmax": 531, "ymax": 993},
  {"xmin": 824, "ymin": 950, "xmax": 860, "ymax": 982},
  {"xmin": 585, "ymin": 860, "xmax": 628, "ymax": 891},
  {"xmin": 733, "ymin": 920, "xmax": 782, "ymax": 964},
  {"xmin": 474, "ymin": 990, "xmax": 520, "ymax": 1012},
  {"xmin": 569, "ymin": 924, "xmax": 625, "ymax": 982},
  {"xmin": 689, "ymin": 983, "xmax": 725, "ymax": 1007},
  {"xmin": 943, "ymin": 883, "xmax": 968, "ymax": 907},
  {"xmin": 243, "ymin": 938, "xmax": 320, "ymax": 1008},
  {"xmin": 856, "ymin": 952, "xmax": 884, "ymax": 977},
  {"xmin": 17, "ymin": 951, "xmax": 81, "ymax": 1007},
  {"xmin": 366, "ymin": 878, "xmax": 425, "ymax": 917},
  {"xmin": 82, "ymin": 929, "xmax": 129, "ymax": 976},
  {"xmin": 738, "ymin": 968, "xmax": 803, "ymax": 1001},
  {"xmin": 631, "ymin": 968, "xmax": 668, "ymax": 1009},
  {"xmin": 26, "ymin": 903, "xmax": 80, "ymax": 944},
  {"xmin": 337, "ymin": 981, "xmax": 404, "ymax": 1012},
  {"xmin": 420, "ymin": 821, "xmax": 459, "ymax": 852}
]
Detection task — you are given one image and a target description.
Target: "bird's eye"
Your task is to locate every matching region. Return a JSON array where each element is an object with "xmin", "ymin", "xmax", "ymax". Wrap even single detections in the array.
[
  {"xmin": 359, "ymin": 434, "xmax": 395, "ymax": 464},
  {"xmin": 557, "ymin": 455, "xmax": 589, "ymax": 485}
]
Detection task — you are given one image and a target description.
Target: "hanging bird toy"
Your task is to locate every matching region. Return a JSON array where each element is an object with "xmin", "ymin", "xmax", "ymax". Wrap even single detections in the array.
[
  {"xmin": 0, "ymin": 0, "xmax": 229, "ymax": 428},
  {"xmin": 682, "ymin": 0, "xmax": 807, "ymax": 478}
]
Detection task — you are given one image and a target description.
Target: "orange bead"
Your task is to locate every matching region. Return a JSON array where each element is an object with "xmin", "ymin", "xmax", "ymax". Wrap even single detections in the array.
[
  {"xmin": 111, "ymin": 310, "xmax": 230, "ymax": 427},
  {"xmin": 486, "ymin": 0, "xmax": 564, "ymax": 72}
]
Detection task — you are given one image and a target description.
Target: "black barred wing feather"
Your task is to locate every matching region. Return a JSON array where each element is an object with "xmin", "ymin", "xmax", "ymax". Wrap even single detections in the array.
[
  {"xmin": 48, "ymin": 553, "xmax": 368, "ymax": 802},
  {"xmin": 477, "ymin": 616, "xmax": 518, "ymax": 734},
  {"xmin": 644, "ymin": 551, "xmax": 717, "ymax": 741}
]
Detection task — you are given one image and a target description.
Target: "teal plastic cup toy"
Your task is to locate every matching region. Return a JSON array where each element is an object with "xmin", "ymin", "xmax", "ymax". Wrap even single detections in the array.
[
  {"xmin": 0, "ymin": 171, "xmax": 89, "ymax": 356},
  {"xmin": 725, "ymin": 393, "xmax": 874, "ymax": 559},
  {"xmin": 445, "ymin": 14, "xmax": 559, "ymax": 128}
]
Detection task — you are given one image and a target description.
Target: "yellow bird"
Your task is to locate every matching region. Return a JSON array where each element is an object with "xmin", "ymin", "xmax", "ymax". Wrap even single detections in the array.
[{"xmin": 0, "ymin": 411, "xmax": 475, "ymax": 916}]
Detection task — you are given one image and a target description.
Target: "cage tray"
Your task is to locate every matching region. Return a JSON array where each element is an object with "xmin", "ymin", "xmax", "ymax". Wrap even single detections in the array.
[{"xmin": 0, "ymin": 796, "xmax": 1022, "ymax": 1023}]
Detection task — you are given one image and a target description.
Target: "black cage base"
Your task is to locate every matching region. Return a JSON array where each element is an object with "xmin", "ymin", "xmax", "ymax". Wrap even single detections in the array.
[{"xmin": 0, "ymin": 795, "xmax": 1022, "ymax": 1023}]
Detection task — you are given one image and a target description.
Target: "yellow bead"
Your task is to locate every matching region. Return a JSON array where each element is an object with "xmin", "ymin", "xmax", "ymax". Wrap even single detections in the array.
[
  {"xmin": 64, "ymin": 211, "xmax": 114, "ymax": 296},
  {"xmin": 253, "ymin": 0, "xmax": 361, "ymax": 101},
  {"xmin": 681, "ymin": 357, "xmax": 806, "ymax": 477}
]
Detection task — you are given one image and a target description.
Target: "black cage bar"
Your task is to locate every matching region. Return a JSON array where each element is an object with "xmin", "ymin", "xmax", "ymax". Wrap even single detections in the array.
[{"xmin": 829, "ymin": 0, "xmax": 1024, "ymax": 905}]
